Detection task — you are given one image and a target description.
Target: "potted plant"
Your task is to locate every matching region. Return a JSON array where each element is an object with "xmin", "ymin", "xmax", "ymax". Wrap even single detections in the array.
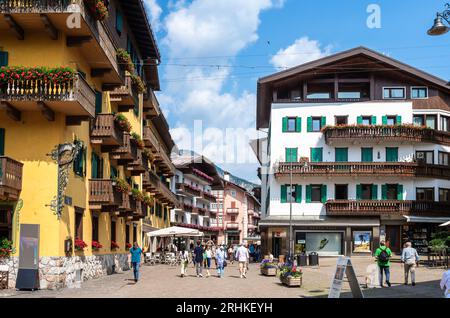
[
  {"xmin": 111, "ymin": 241, "xmax": 120, "ymax": 250},
  {"xmin": 131, "ymin": 132, "xmax": 145, "ymax": 150},
  {"xmin": 131, "ymin": 188, "xmax": 145, "ymax": 202},
  {"xmin": 113, "ymin": 177, "xmax": 131, "ymax": 194},
  {"xmin": 279, "ymin": 264, "xmax": 303, "ymax": 287},
  {"xmin": 92, "ymin": 240, "xmax": 103, "ymax": 251},
  {"xmin": 260, "ymin": 259, "xmax": 277, "ymax": 276},
  {"xmin": 0, "ymin": 238, "xmax": 15, "ymax": 262},
  {"xmin": 74, "ymin": 238, "xmax": 88, "ymax": 252},
  {"xmin": 84, "ymin": 0, "xmax": 109, "ymax": 21},
  {"xmin": 114, "ymin": 113, "xmax": 132, "ymax": 132},
  {"xmin": 130, "ymin": 74, "xmax": 146, "ymax": 94},
  {"xmin": 126, "ymin": 243, "xmax": 132, "ymax": 249},
  {"xmin": 116, "ymin": 48, "xmax": 134, "ymax": 73}
]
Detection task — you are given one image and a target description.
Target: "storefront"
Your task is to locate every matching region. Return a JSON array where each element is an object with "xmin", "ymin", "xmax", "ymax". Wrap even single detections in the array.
[{"xmin": 225, "ymin": 231, "xmax": 241, "ymax": 246}]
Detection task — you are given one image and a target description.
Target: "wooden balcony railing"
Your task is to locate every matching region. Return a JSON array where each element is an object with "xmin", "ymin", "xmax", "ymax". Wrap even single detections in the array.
[
  {"xmin": 324, "ymin": 126, "xmax": 450, "ymax": 146},
  {"xmin": 143, "ymin": 126, "xmax": 160, "ymax": 152},
  {"xmin": 0, "ymin": 156, "xmax": 23, "ymax": 201},
  {"xmin": 127, "ymin": 148, "xmax": 146, "ymax": 176},
  {"xmin": 176, "ymin": 183, "xmax": 202, "ymax": 196},
  {"xmin": 326, "ymin": 200, "xmax": 450, "ymax": 216},
  {"xmin": 275, "ymin": 162, "xmax": 450, "ymax": 180},
  {"xmin": 143, "ymin": 170, "xmax": 179, "ymax": 208},
  {"xmin": 142, "ymin": 126, "xmax": 176, "ymax": 176},
  {"xmin": 111, "ymin": 133, "xmax": 137, "ymax": 162},
  {"xmin": 0, "ymin": 74, "xmax": 96, "ymax": 117},
  {"xmin": 227, "ymin": 208, "xmax": 239, "ymax": 215},
  {"xmin": 110, "ymin": 75, "xmax": 139, "ymax": 106},
  {"xmin": 143, "ymin": 88, "xmax": 161, "ymax": 118},
  {"xmin": 202, "ymin": 191, "xmax": 217, "ymax": 202},
  {"xmin": 90, "ymin": 114, "xmax": 124, "ymax": 146},
  {"xmin": 89, "ymin": 179, "xmax": 127, "ymax": 211}
]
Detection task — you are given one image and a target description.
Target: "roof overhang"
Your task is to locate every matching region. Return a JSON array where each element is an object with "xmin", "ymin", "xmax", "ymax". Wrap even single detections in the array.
[
  {"xmin": 404, "ymin": 216, "xmax": 450, "ymax": 224},
  {"xmin": 151, "ymin": 114, "xmax": 175, "ymax": 152},
  {"xmin": 259, "ymin": 216, "xmax": 380, "ymax": 227}
]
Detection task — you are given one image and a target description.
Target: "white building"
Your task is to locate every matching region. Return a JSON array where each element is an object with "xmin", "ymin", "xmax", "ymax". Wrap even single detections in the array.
[{"xmin": 256, "ymin": 47, "xmax": 450, "ymax": 257}]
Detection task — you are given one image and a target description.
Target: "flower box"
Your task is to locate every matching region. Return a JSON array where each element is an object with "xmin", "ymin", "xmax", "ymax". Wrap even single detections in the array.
[
  {"xmin": 261, "ymin": 267, "xmax": 277, "ymax": 276},
  {"xmin": 280, "ymin": 275, "xmax": 302, "ymax": 287}
]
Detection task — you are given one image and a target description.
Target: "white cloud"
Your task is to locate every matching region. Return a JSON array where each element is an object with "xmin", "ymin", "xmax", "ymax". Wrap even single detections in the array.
[
  {"xmin": 270, "ymin": 36, "xmax": 332, "ymax": 69},
  {"xmin": 144, "ymin": 0, "xmax": 163, "ymax": 31}
]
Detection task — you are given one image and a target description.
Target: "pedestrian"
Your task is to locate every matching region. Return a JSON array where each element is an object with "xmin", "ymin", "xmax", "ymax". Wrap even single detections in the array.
[
  {"xmin": 205, "ymin": 245, "xmax": 213, "ymax": 277},
  {"xmin": 216, "ymin": 245, "xmax": 227, "ymax": 278},
  {"xmin": 180, "ymin": 246, "xmax": 190, "ymax": 278},
  {"xmin": 236, "ymin": 242, "xmax": 250, "ymax": 278},
  {"xmin": 401, "ymin": 241, "xmax": 420, "ymax": 286},
  {"xmin": 374, "ymin": 241, "xmax": 392, "ymax": 287},
  {"xmin": 194, "ymin": 241, "xmax": 204, "ymax": 277},
  {"xmin": 249, "ymin": 243, "xmax": 255, "ymax": 262},
  {"xmin": 440, "ymin": 269, "xmax": 450, "ymax": 298},
  {"xmin": 228, "ymin": 245, "xmax": 234, "ymax": 264},
  {"xmin": 129, "ymin": 242, "xmax": 144, "ymax": 283}
]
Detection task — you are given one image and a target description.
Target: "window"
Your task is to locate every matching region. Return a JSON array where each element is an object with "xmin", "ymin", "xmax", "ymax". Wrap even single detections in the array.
[
  {"xmin": 75, "ymin": 207, "xmax": 84, "ymax": 240},
  {"xmin": 361, "ymin": 148, "xmax": 373, "ymax": 162},
  {"xmin": 0, "ymin": 128, "xmax": 4, "ymax": 156},
  {"xmin": 386, "ymin": 147, "xmax": 399, "ymax": 162},
  {"xmin": 280, "ymin": 185, "xmax": 302, "ymax": 203},
  {"xmin": 116, "ymin": 9, "xmax": 123, "ymax": 35},
  {"xmin": 383, "ymin": 87, "xmax": 406, "ymax": 99},
  {"xmin": 441, "ymin": 116, "xmax": 450, "ymax": 132},
  {"xmin": 0, "ymin": 208, "xmax": 12, "ymax": 240},
  {"xmin": 439, "ymin": 188, "xmax": 450, "ymax": 202},
  {"xmin": 230, "ymin": 190, "xmax": 236, "ymax": 198},
  {"xmin": 426, "ymin": 115, "xmax": 437, "ymax": 129},
  {"xmin": 357, "ymin": 116, "xmax": 376, "ymax": 126},
  {"xmin": 0, "ymin": 51, "xmax": 8, "ymax": 67},
  {"xmin": 335, "ymin": 116, "xmax": 348, "ymax": 126},
  {"xmin": 416, "ymin": 188, "xmax": 434, "ymax": 201},
  {"xmin": 95, "ymin": 91, "xmax": 102, "ymax": 114},
  {"xmin": 383, "ymin": 115, "xmax": 401, "ymax": 126},
  {"xmin": 312, "ymin": 117, "xmax": 323, "ymax": 132},
  {"xmin": 416, "ymin": 151, "xmax": 434, "ymax": 164},
  {"xmin": 335, "ymin": 185, "xmax": 348, "ymax": 200},
  {"xmin": 91, "ymin": 152, "xmax": 103, "ymax": 179},
  {"xmin": 310, "ymin": 185, "xmax": 324, "ymax": 203},
  {"xmin": 438, "ymin": 152, "xmax": 450, "ymax": 166},
  {"xmin": 282, "ymin": 117, "xmax": 301, "ymax": 133},
  {"xmin": 133, "ymin": 224, "xmax": 137, "ymax": 243},
  {"xmin": 310, "ymin": 148, "xmax": 323, "ymax": 163},
  {"xmin": 307, "ymin": 116, "xmax": 326, "ymax": 132},
  {"xmin": 307, "ymin": 92, "xmax": 330, "ymax": 99},
  {"xmin": 413, "ymin": 115, "xmax": 424, "ymax": 127},
  {"xmin": 126, "ymin": 224, "xmax": 130, "ymax": 244},
  {"xmin": 411, "ymin": 87, "xmax": 428, "ymax": 99},
  {"xmin": 335, "ymin": 148, "xmax": 348, "ymax": 162},
  {"xmin": 111, "ymin": 220, "xmax": 116, "ymax": 242},
  {"xmin": 92, "ymin": 215, "xmax": 99, "ymax": 242},
  {"xmin": 382, "ymin": 184, "xmax": 403, "ymax": 200},
  {"xmin": 73, "ymin": 146, "xmax": 86, "ymax": 178},
  {"xmin": 358, "ymin": 184, "xmax": 377, "ymax": 200},
  {"xmin": 285, "ymin": 148, "xmax": 298, "ymax": 163},
  {"xmin": 110, "ymin": 165, "xmax": 118, "ymax": 179}
]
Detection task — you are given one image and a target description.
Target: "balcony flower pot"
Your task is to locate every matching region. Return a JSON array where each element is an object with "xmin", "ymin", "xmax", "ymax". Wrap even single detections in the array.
[
  {"xmin": 279, "ymin": 264, "xmax": 303, "ymax": 287},
  {"xmin": 0, "ymin": 239, "xmax": 15, "ymax": 260},
  {"xmin": 116, "ymin": 48, "xmax": 134, "ymax": 73},
  {"xmin": 111, "ymin": 241, "xmax": 120, "ymax": 251},
  {"xmin": 74, "ymin": 238, "xmax": 88, "ymax": 252},
  {"xmin": 114, "ymin": 113, "xmax": 132, "ymax": 132},
  {"xmin": 280, "ymin": 275, "xmax": 303, "ymax": 287},
  {"xmin": 84, "ymin": 0, "xmax": 109, "ymax": 21},
  {"xmin": 92, "ymin": 241, "xmax": 103, "ymax": 252},
  {"xmin": 126, "ymin": 243, "xmax": 132, "ymax": 250}
]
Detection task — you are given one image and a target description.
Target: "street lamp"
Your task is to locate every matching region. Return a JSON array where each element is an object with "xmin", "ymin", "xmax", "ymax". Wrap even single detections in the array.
[{"xmin": 427, "ymin": 3, "xmax": 450, "ymax": 36}]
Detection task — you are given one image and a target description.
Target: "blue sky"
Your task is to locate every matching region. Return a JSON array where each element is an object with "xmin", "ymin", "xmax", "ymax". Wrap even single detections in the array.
[{"xmin": 144, "ymin": 0, "xmax": 450, "ymax": 183}]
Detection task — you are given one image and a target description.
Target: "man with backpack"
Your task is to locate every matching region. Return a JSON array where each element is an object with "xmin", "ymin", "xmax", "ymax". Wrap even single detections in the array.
[{"xmin": 374, "ymin": 241, "xmax": 392, "ymax": 287}]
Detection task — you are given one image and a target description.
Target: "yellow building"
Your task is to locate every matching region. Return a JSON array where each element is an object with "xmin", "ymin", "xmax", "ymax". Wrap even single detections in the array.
[{"xmin": 0, "ymin": 0, "xmax": 178, "ymax": 289}]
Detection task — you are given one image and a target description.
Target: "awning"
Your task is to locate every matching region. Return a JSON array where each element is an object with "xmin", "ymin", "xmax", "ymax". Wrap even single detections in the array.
[
  {"xmin": 440, "ymin": 221, "xmax": 450, "ymax": 227},
  {"xmin": 259, "ymin": 216, "xmax": 380, "ymax": 227},
  {"xmin": 147, "ymin": 226, "xmax": 204, "ymax": 238},
  {"xmin": 404, "ymin": 216, "xmax": 450, "ymax": 224}
]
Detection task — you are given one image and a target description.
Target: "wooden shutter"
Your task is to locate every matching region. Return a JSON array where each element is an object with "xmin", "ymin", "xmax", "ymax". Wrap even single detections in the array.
[
  {"xmin": 396, "ymin": 115, "xmax": 402, "ymax": 125},
  {"xmin": 372, "ymin": 116, "xmax": 377, "ymax": 125},
  {"xmin": 295, "ymin": 185, "xmax": 302, "ymax": 203},
  {"xmin": 292, "ymin": 148, "xmax": 298, "ymax": 163},
  {"xmin": 321, "ymin": 116, "xmax": 327, "ymax": 128},
  {"xmin": 285, "ymin": 148, "xmax": 290, "ymax": 162},
  {"xmin": 382, "ymin": 116, "xmax": 388, "ymax": 126},
  {"xmin": 281, "ymin": 185, "xmax": 287, "ymax": 203},
  {"xmin": 296, "ymin": 117, "xmax": 302, "ymax": 132},
  {"xmin": 0, "ymin": 51, "xmax": 8, "ymax": 67},
  {"xmin": 382, "ymin": 185, "xmax": 387, "ymax": 200},
  {"xmin": 321, "ymin": 185, "xmax": 328, "ymax": 203},
  {"xmin": 372, "ymin": 185, "xmax": 378, "ymax": 200},
  {"xmin": 361, "ymin": 148, "xmax": 373, "ymax": 162},
  {"xmin": 0, "ymin": 128, "xmax": 4, "ymax": 156},
  {"xmin": 307, "ymin": 117, "xmax": 313, "ymax": 132},
  {"xmin": 386, "ymin": 147, "xmax": 399, "ymax": 162},
  {"xmin": 311, "ymin": 148, "xmax": 323, "ymax": 163},
  {"xmin": 357, "ymin": 116, "xmax": 363, "ymax": 125},
  {"xmin": 306, "ymin": 185, "xmax": 312, "ymax": 203},
  {"xmin": 356, "ymin": 185, "xmax": 362, "ymax": 201},
  {"xmin": 282, "ymin": 117, "xmax": 288, "ymax": 132},
  {"xmin": 116, "ymin": 9, "xmax": 123, "ymax": 34},
  {"xmin": 397, "ymin": 184, "xmax": 404, "ymax": 201},
  {"xmin": 335, "ymin": 148, "xmax": 348, "ymax": 162},
  {"xmin": 91, "ymin": 152, "xmax": 98, "ymax": 179},
  {"xmin": 95, "ymin": 91, "xmax": 102, "ymax": 114}
]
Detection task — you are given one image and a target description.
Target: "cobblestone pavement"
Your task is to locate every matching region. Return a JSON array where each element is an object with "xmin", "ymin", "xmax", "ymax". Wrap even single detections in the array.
[{"xmin": 1, "ymin": 257, "xmax": 447, "ymax": 298}]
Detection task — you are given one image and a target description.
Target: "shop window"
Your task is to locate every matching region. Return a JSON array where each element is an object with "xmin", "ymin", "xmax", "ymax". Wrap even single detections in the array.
[
  {"xmin": 438, "ymin": 152, "xmax": 450, "ymax": 166},
  {"xmin": 439, "ymin": 188, "xmax": 450, "ymax": 202},
  {"xmin": 335, "ymin": 116, "xmax": 348, "ymax": 126},
  {"xmin": 416, "ymin": 151, "xmax": 434, "ymax": 164},
  {"xmin": 92, "ymin": 215, "xmax": 99, "ymax": 242},
  {"xmin": 416, "ymin": 188, "xmax": 434, "ymax": 201},
  {"xmin": 335, "ymin": 185, "xmax": 348, "ymax": 200},
  {"xmin": 111, "ymin": 220, "xmax": 116, "ymax": 242},
  {"xmin": 75, "ymin": 207, "xmax": 84, "ymax": 240},
  {"xmin": 0, "ymin": 208, "xmax": 12, "ymax": 240}
]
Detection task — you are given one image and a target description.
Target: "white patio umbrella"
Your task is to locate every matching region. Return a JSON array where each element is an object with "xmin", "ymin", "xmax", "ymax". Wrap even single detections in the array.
[
  {"xmin": 439, "ymin": 221, "xmax": 450, "ymax": 227},
  {"xmin": 147, "ymin": 226, "xmax": 204, "ymax": 238}
]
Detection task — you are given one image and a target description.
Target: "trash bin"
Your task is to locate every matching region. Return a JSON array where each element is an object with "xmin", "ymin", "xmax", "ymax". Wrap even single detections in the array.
[
  {"xmin": 308, "ymin": 252, "xmax": 319, "ymax": 266},
  {"xmin": 297, "ymin": 253, "xmax": 308, "ymax": 267}
]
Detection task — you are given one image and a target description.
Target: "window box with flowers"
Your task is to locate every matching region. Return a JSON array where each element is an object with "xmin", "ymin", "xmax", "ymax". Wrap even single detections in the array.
[
  {"xmin": 114, "ymin": 113, "xmax": 132, "ymax": 132},
  {"xmin": 111, "ymin": 241, "xmax": 120, "ymax": 251},
  {"xmin": 0, "ymin": 239, "xmax": 15, "ymax": 262},
  {"xmin": 260, "ymin": 259, "xmax": 277, "ymax": 276},
  {"xmin": 84, "ymin": 0, "xmax": 109, "ymax": 21},
  {"xmin": 279, "ymin": 264, "xmax": 303, "ymax": 287},
  {"xmin": 74, "ymin": 238, "xmax": 88, "ymax": 252},
  {"xmin": 131, "ymin": 188, "xmax": 145, "ymax": 202},
  {"xmin": 113, "ymin": 177, "xmax": 131, "ymax": 194},
  {"xmin": 131, "ymin": 132, "xmax": 145, "ymax": 150},
  {"xmin": 92, "ymin": 241, "xmax": 103, "ymax": 252},
  {"xmin": 126, "ymin": 243, "xmax": 132, "ymax": 250},
  {"xmin": 116, "ymin": 48, "xmax": 134, "ymax": 73}
]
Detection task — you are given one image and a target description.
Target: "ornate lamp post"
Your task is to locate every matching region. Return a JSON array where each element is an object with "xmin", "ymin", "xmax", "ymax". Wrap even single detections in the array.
[{"xmin": 427, "ymin": 3, "xmax": 450, "ymax": 36}]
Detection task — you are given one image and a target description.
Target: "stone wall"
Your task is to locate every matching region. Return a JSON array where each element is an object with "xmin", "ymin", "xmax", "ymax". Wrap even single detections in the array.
[{"xmin": 2, "ymin": 253, "xmax": 130, "ymax": 290}]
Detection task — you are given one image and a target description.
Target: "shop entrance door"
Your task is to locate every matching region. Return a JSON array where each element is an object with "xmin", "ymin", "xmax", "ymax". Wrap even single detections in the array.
[
  {"xmin": 385, "ymin": 226, "xmax": 400, "ymax": 253},
  {"xmin": 272, "ymin": 237, "xmax": 281, "ymax": 258}
]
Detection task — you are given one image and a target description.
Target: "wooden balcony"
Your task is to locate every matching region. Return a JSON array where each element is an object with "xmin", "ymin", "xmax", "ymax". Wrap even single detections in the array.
[
  {"xmin": 227, "ymin": 208, "xmax": 239, "ymax": 215},
  {"xmin": 127, "ymin": 148, "xmax": 146, "ymax": 176},
  {"xmin": 324, "ymin": 126, "xmax": 450, "ymax": 146},
  {"xmin": 0, "ymin": 74, "xmax": 96, "ymax": 118},
  {"xmin": 226, "ymin": 222, "xmax": 239, "ymax": 230},
  {"xmin": 326, "ymin": 200, "xmax": 450, "ymax": 217},
  {"xmin": 202, "ymin": 191, "xmax": 217, "ymax": 202},
  {"xmin": 176, "ymin": 183, "xmax": 202, "ymax": 197},
  {"xmin": 0, "ymin": 0, "xmax": 123, "ymax": 86},
  {"xmin": 198, "ymin": 207, "xmax": 208, "ymax": 215},
  {"xmin": 110, "ymin": 75, "xmax": 139, "ymax": 110},
  {"xmin": 0, "ymin": 157, "xmax": 23, "ymax": 201},
  {"xmin": 89, "ymin": 179, "xmax": 128, "ymax": 211},
  {"xmin": 275, "ymin": 162, "xmax": 450, "ymax": 180},
  {"xmin": 143, "ymin": 88, "xmax": 161, "ymax": 118},
  {"xmin": 90, "ymin": 114, "xmax": 124, "ymax": 146},
  {"xmin": 143, "ymin": 170, "xmax": 179, "ymax": 208},
  {"xmin": 111, "ymin": 133, "xmax": 137, "ymax": 163},
  {"xmin": 142, "ymin": 126, "xmax": 176, "ymax": 176}
]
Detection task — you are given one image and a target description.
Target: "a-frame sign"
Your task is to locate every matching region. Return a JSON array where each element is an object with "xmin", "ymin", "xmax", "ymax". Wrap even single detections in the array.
[{"xmin": 328, "ymin": 256, "xmax": 364, "ymax": 298}]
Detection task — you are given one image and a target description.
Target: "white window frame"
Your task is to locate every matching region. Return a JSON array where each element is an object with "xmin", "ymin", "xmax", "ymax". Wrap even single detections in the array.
[
  {"xmin": 382, "ymin": 86, "xmax": 406, "ymax": 100},
  {"xmin": 411, "ymin": 86, "xmax": 429, "ymax": 100}
]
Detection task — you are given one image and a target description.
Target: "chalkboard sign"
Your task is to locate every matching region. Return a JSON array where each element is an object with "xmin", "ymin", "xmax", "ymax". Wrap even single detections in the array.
[{"xmin": 328, "ymin": 257, "xmax": 364, "ymax": 298}]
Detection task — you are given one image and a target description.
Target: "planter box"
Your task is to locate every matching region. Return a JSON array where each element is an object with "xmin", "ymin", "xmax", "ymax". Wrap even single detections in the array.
[
  {"xmin": 261, "ymin": 267, "xmax": 277, "ymax": 276},
  {"xmin": 281, "ymin": 275, "xmax": 302, "ymax": 287}
]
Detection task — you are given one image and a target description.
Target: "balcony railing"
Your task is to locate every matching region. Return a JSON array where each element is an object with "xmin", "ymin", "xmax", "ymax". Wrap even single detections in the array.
[
  {"xmin": 176, "ymin": 183, "xmax": 202, "ymax": 196},
  {"xmin": 143, "ymin": 126, "xmax": 160, "ymax": 152},
  {"xmin": 90, "ymin": 114, "xmax": 124, "ymax": 146},
  {"xmin": 142, "ymin": 126, "xmax": 176, "ymax": 176},
  {"xmin": 110, "ymin": 75, "xmax": 139, "ymax": 106},
  {"xmin": 202, "ymin": 191, "xmax": 217, "ymax": 202},
  {"xmin": 144, "ymin": 170, "xmax": 179, "ymax": 208},
  {"xmin": 89, "ymin": 179, "xmax": 127, "ymax": 211},
  {"xmin": 143, "ymin": 88, "xmax": 161, "ymax": 118},
  {"xmin": 324, "ymin": 126, "xmax": 450, "ymax": 146},
  {"xmin": 111, "ymin": 132, "xmax": 138, "ymax": 162},
  {"xmin": 0, "ymin": 156, "xmax": 23, "ymax": 201},
  {"xmin": 127, "ymin": 148, "xmax": 146, "ymax": 176},
  {"xmin": 226, "ymin": 222, "xmax": 239, "ymax": 230},
  {"xmin": 326, "ymin": 200, "xmax": 450, "ymax": 216},
  {"xmin": 275, "ymin": 162, "xmax": 450, "ymax": 180},
  {"xmin": 0, "ymin": 74, "xmax": 96, "ymax": 117},
  {"xmin": 227, "ymin": 208, "xmax": 239, "ymax": 215}
]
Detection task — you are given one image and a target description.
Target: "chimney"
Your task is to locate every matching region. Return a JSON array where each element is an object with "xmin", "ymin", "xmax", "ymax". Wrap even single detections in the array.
[{"xmin": 223, "ymin": 171, "xmax": 230, "ymax": 182}]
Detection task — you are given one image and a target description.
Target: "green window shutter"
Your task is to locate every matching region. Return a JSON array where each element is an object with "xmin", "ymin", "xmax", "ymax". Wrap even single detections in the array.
[
  {"xmin": 321, "ymin": 116, "xmax": 327, "ymax": 128},
  {"xmin": 335, "ymin": 148, "xmax": 348, "ymax": 162},
  {"xmin": 116, "ymin": 9, "xmax": 123, "ymax": 34},
  {"xmin": 356, "ymin": 185, "xmax": 362, "ymax": 201},
  {"xmin": 99, "ymin": 157, "xmax": 104, "ymax": 179},
  {"xmin": 95, "ymin": 91, "xmax": 102, "ymax": 114},
  {"xmin": 382, "ymin": 185, "xmax": 387, "ymax": 200},
  {"xmin": 311, "ymin": 148, "xmax": 323, "ymax": 163},
  {"xmin": 282, "ymin": 117, "xmax": 288, "ymax": 132},
  {"xmin": 110, "ymin": 166, "xmax": 118, "ymax": 179},
  {"xmin": 285, "ymin": 148, "xmax": 290, "ymax": 162},
  {"xmin": 361, "ymin": 148, "xmax": 373, "ymax": 162},
  {"xmin": 386, "ymin": 147, "xmax": 399, "ymax": 162},
  {"xmin": 91, "ymin": 152, "xmax": 99, "ymax": 179},
  {"xmin": 321, "ymin": 185, "xmax": 328, "ymax": 203},
  {"xmin": 306, "ymin": 185, "xmax": 312, "ymax": 203},
  {"xmin": 372, "ymin": 116, "xmax": 377, "ymax": 125},
  {"xmin": 396, "ymin": 115, "xmax": 402, "ymax": 125},
  {"xmin": 382, "ymin": 116, "xmax": 388, "ymax": 126},
  {"xmin": 372, "ymin": 185, "xmax": 378, "ymax": 200},
  {"xmin": 292, "ymin": 148, "xmax": 298, "ymax": 162},
  {"xmin": 307, "ymin": 117, "xmax": 313, "ymax": 132},
  {"xmin": 397, "ymin": 185, "xmax": 404, "ymax": 201},
  {"xmin": 281, "ymin": 185, "xmax": 287, "ymax": 203},
  {"xmin": 0, "ymin": 128, "xmax": 4, "ymax": 156},
  {"xmin": 83, "ymin": 147, "xmax": 87, "ymax": 177},
  {"xmin": 296, "ymin": 117, "xmax": 302, "ymax": 133},
  {"xmin": 0, "ymin": 51, "xmax": 8, "ymax": 67},
  {"xmin": 357, "ymin": 116, "xmax": 363, "ymax": 125},
  {"xmin": 295, "ymin": 185, "xmax": 302, "ymax": 203}
]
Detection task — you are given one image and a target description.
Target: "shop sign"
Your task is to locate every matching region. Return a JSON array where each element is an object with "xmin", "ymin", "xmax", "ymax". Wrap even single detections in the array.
[
  {"xmin": 353, "ymin": 231, "xmax": 372, "ymax": 253},
  {"xmin": 328, "ymin": 257, "xmax": 364, "ymax": 298}
]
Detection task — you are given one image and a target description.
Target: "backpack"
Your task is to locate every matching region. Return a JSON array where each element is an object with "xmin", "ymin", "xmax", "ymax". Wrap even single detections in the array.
[{"xmin": 379, "ymin": 248, "xmax": 390, "ymax": 262}]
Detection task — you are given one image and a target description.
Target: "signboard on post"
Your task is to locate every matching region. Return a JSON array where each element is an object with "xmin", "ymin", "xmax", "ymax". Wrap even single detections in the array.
[{"xmin": 328, "ymin": 257, "xmax": 364, "ymax": 298}]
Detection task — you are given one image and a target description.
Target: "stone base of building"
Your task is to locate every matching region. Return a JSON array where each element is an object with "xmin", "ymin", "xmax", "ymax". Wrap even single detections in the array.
[{"xmin": 3, "ymin": 254, "xmax": 130, "ymax": 290}]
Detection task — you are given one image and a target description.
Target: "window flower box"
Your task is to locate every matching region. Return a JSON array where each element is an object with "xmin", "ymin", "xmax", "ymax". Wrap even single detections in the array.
[
  {"xmin": 92, "ymin": 241, "xmax": 103, "ymax": 251},
  {"xmin": 280, "ymin": 275, "xmax": 302, "ymax": 287},
  {"xmin": 111, "ymin": 241, "xmax": 120, "ymax": 250},
  {"xmin": 279, "ymin": 264, "xmax": 303, "ymax": 287},
  {"xmin": 74, "ymin": 238, "xmax": 88, "ymax": 252}
]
